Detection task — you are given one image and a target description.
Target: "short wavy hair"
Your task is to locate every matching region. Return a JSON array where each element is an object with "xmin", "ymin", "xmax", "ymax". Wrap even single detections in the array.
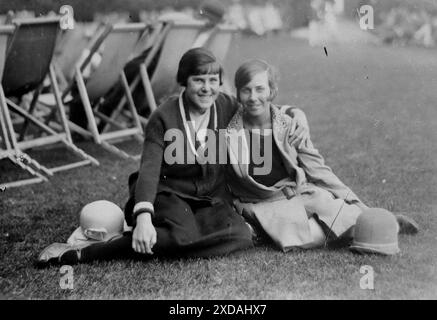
[
  {"xmin": 176, "ymin": 47, "xmax": 224, "ymax": 87},
  {"xmin": 234, "ymin": 59, "xmax": 279, "ymax": 101}
]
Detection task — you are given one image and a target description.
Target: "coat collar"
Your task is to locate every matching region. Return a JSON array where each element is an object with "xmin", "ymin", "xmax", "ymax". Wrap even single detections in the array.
[
  {"xmin": 179, "ymin": 89, "xmax": 217, "ymax": 157},
  {"xmin": 226, "ymin": 104, "xmax": 290, "ymax": 184},
  {"xmin": 226, "ymin": 103, "xmax": 304, "ymax": 193},
  {"xmin": 226, "ymin": 104, "xmax": 290, "ymax": 141}
]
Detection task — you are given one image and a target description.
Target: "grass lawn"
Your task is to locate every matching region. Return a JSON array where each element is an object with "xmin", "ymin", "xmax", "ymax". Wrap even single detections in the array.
[{"xmin": 1, "ymin": 34, "xmax": 436, "ymax": 299}]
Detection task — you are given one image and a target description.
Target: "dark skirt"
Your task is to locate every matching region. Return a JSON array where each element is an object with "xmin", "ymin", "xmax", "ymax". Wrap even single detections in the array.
[
  {"xmin": 145, "ymin": 191, "xmax": 253, "ymax": 256},
  {"xmin": 79, "ymin": 172, "xmax": 253, "ymax": 261},
  {"xmin": 79, "ymin": 191, "xmax": 253, "ymax": 262}
]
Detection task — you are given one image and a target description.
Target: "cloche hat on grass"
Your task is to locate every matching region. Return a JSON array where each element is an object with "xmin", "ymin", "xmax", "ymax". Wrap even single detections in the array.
[{"xmin": 350, "ymin": 208, "xmax": 400, "ymax": 255}]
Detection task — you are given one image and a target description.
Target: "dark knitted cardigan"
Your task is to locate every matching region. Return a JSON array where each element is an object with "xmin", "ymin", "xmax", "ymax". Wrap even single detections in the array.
[{"xmin": 126, "ymin": 92, "xmax": 240, "ymax": 221}]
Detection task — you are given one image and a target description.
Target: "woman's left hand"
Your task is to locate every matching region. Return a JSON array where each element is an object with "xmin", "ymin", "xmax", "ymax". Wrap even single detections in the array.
[{"xmin": 288, "ymin": 109, "xmax": 310, "ymax": 149}]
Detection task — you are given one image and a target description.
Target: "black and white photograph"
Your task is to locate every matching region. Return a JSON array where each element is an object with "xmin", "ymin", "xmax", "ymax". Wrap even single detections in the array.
[{"xmin": 0, "ymin": 0, "xmax": 435, "ymax": 302}]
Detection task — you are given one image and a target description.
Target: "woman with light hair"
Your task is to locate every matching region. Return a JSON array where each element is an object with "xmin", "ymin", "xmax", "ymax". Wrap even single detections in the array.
[{"xmin": 226, "ymin": 59, "xmax": 418, "ymax": 253}]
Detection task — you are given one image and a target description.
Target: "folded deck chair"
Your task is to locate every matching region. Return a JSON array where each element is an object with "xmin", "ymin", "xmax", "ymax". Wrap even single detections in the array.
[
  {"xmin": 0, "ymin": 25, "xmax": 49, "ymax": 188},
  {"xmin": 1, "ymin": 17, "xmax": 99, "ymax": 180},
  {"xmin": 68, "ymin": 23, "xmax": 147, "ymax": 159}
]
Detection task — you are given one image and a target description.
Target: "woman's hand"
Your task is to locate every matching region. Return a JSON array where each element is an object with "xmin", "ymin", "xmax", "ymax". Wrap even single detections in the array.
[
  {"xmin": 132, "ymin": 213, "xmax": 157, "ymax": 255},
  {"xmin": 288, "ymin": 108, "xmax": 310, "ymax": 149}
]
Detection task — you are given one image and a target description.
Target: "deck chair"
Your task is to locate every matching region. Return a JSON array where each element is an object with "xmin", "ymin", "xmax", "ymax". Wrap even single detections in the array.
[
  {"xmin": 130, "ymin": 20, "xmax": 237, "ymax": 119},
  {"xmin": 1, "ymin": 17, "xmax": 99, "ymax": 179},
  {"xmin": 0, "ymin": 25, "xmax": 49, "ymax": 188},
  {"xmin": 149, "ymin": 20, "xmax": 210, "ymax": 104},
  {"xmin": 52, "ymin": 22, "xmax": 103, "ymax": 89},
  {"xmin": 104, "ymin": 21, "xmax": 171, "ymax": 131},
  {"xmin": 149, "ymin": 20, "xmax": 240, "ymax": 102},
  {"xmin": 40, "ymin": 23, "xmax": 112, "ymax": 123},
  {"xmin": 111, "ymin": 19, "xmax": 214, "ymax": 124},
  {"xmin": 202, "ymin": 24, "xmax": 238, "ymax": 95},
  {"xmin": 131, "ymin": 21, "xmax": 163, "ymax": 59},
  {"xmin": 68, "ymin": 23, "xmax": 147, "ymax": 159}
]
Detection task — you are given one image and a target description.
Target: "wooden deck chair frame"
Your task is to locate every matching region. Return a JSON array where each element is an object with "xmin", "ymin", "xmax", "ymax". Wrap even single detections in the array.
[
  {"xmin": 52, "ymin": 22, "xmax": 106, "ymax": 90},
  {"xmin": 130, "ymin": 21, "xmax": 162, "ymax": 59},
  {"xmin": 104, "ymin": 21, "xmax": 171, "ymax": 131},
  {"xmin": 0, "ymin": 25, "xmax": 49, "ymax": 188},
  {"xmin": 70, "ymin": 23, "xmax": 147, "ymax": 160},
  {"xmin": 148, "ymin": 20, "xmax": 211, "ymax": 105},
  {"xmin": 1, "ymin": 86, "xmax": 50, "ymax": 188},
  {"xmin": 40, "ymin": 24, "xmax": 113, "ymax": 139},
  {"xmin": 1, "ymin": 17, "xmax": 99, "ymax": 178},
  {"xmin": 202, "ymin": 24, "xmax": 238, "ymax": 95},
  {"xmin": 110, "ymin": 20, "xmax": 218, "ymax": 131}
]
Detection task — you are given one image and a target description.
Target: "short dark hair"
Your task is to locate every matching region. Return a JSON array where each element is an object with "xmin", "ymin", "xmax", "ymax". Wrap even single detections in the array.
[
  {"xmin": 177, "ymin": 47, "xmax": 224, "ymax": 87},
  {"xmin": 234, "ymin": 59, "xmax": 279, "ymax": 101}
]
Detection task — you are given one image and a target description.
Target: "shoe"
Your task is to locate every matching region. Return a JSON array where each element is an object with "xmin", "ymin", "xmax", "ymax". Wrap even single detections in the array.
[
  {"xmin": 395, "ymin": 214, "xmax": 419, "ymax": 235},
  {"xmin": 245, "ymin": 222, "xmax": 265, "ymax": 246},
  {"xmin": 36, "ymin": 243, "xmax": 82, "ymax": 268}
]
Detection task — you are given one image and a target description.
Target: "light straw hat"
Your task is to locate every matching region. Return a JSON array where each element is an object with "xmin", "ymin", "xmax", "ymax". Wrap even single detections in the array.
[{"xmin": 78, "ymin": 200, "xmax": 124, "ymax": 242}]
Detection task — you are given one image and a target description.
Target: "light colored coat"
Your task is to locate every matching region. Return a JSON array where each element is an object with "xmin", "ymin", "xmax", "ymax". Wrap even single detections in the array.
[{"xmin": 226, "ymin": 105, "xmax": 368, "ymax": 251}]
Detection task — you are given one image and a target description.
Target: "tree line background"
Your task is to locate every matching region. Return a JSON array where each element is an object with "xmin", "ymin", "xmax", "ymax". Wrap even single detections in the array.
[
  {"xmin": 1, "ymin": 0, "xmax": 436, "ymax": 29},
  {"xmin": 1, "ymin": 0, "xmax": 312, "ymax": 29}
]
